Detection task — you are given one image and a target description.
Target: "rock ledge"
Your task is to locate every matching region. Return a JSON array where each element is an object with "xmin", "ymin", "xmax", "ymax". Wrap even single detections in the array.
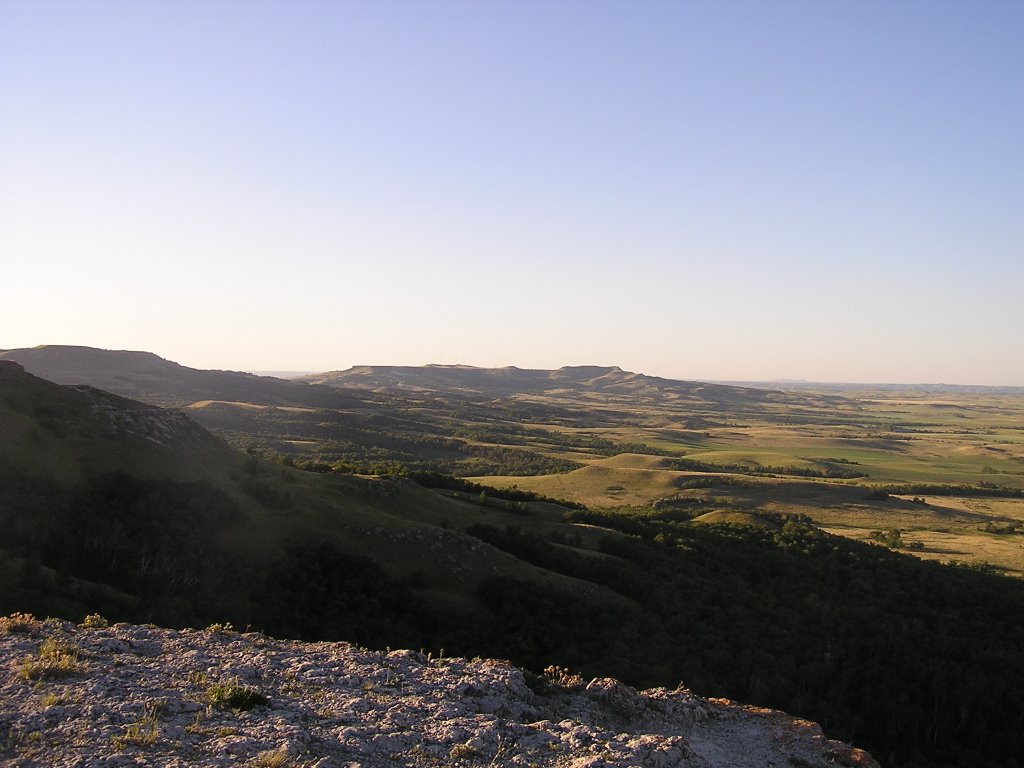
[{"xmin": 0, "ymin": 619, "xmax": 878, "ymax": 767}]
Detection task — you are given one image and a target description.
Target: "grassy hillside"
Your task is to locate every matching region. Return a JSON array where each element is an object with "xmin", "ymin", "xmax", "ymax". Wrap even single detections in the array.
[
  {"xmin": 7, "ymin": 346, "xmax": 1024, "ymax": 575},
  {"xmin": 478, "ymin": 388, "xmax": 1024, "ymax": 575},
  {"xmin": 7, "ymin": 346, "xmax": 1024, "ymax": 574},
  {"xmin": 4, "ymin": 361, "xmax": 1024, "ymax": 766},
  {"xmin": 0, "ymin": 345, "xmax": 364, "ymax": 409},
  {"xmin": 0, "ymin": 363, "xmax": 627, "ymax": 624},
  {"xmin": 298, "ymin": 363, "xmax": 813, "ymax": 407}
]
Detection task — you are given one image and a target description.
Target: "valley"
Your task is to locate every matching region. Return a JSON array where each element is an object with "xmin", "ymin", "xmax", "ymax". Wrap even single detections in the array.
[
  {"xmin": 3, "ymin": 346, "xmax": 1024, "ymax": 767},
  {"xmin": 12, "ymin": 346, "xmax": 1017, "ymax": 573}
]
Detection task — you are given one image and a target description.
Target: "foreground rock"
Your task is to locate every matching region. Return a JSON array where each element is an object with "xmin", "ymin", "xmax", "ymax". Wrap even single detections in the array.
[{"xmin": 0, "ymin": 618, "xmax": 878, "ymax": 767}]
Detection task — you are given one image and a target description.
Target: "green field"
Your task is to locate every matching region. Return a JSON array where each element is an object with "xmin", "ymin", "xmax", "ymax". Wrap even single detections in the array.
[
  {"xmin": 186, "ymin": 379, "xmax": 1024, "ymax": 575},
  {"xmin": 9, "ymin": 347, "xmax": 1022, "ymax": 574},
  {"xmin": 170, "ymin": 374, "xmax": 1024, "ymax": 576},
  {"xmin": 474, "ymin": 390, "xmax": 1024, "ymax": 574},
  {"xmin": 6, "ymin": 352, "xmax": 1024, "ymax": 767}
]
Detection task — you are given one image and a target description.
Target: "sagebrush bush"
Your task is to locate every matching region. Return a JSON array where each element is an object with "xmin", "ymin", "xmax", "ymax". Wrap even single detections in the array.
[
  {"xmin": 80, "ymin": 613, "xmax": 109, "ymax": 629},
  {"xmin": 1, "ymin": 612, "xmax": 40, "ymax": 634}
]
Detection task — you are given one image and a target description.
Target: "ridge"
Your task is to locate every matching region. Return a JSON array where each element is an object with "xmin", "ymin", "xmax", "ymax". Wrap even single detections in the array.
[{"xmin": 0, "ymin": 616, "xmax": 878, "ymax": 768}]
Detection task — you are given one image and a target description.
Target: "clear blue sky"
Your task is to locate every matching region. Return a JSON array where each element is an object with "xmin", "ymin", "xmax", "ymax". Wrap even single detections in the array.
[{"xmin": 2, "ymin": 1, "xmax": 1022, "ymax": 384}]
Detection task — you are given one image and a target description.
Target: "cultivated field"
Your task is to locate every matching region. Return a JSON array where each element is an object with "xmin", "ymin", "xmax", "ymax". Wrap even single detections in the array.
[
  {"xmin": 476, "ymin": 389, "xmax": 1024, "ymax": 575},
  {"xmin": 8, "ymin": 347, "xmax": 1023, "ymax": 575}
]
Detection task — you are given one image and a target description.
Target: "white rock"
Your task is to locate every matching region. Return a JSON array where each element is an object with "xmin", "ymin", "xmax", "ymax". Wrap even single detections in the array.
[{"xmin": 0, "ymin": 621, "xmax": 879, "ymax": 768}]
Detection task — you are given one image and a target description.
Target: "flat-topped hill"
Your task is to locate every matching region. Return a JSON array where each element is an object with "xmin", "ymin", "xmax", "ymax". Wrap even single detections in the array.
[
  {"xmin": 0, "ymin": 360, "xmax": 235, "ymax": 482},
  {"xmin": 298, "ymin": 363, "xmax": 805, "ymax": 407},
  {"xmin": 0, "ymin": 345, "xmax": 363, "ymax": 409}
]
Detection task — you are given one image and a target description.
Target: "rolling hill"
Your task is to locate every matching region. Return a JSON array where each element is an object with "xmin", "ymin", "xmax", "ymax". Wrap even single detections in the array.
[
  {"xmin": 299, "ymin": 362, "xmax": 818, "ymax": 407},
  {"xmin": 1, "ymin": 347, "xmax": 850, "ymax": 478},
  {"xmin": 1, "ymin": 346, "xmax": 834, "ymax": 412},
  {"xmin": 0, "ymin": 345, "xmax": 364, "ymax": 409},
  {"xmin": 4, "ymin": 359, "xmax": 1024, "ymax": 766},
  {"xmin": 0, "ymin": 361, "xmax": 629, "ymax": 636}
]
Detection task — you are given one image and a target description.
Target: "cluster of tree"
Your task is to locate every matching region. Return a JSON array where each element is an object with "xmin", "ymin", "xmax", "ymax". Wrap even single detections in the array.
[
  {"xmin": 664, "ymin": 457, "xmax": 866, "ymax": 479},
  {"xmin": 674, "ymin": 476, "xmax": 749, "ymax": 491},
  {"xmin": 457, "ymin": 445, "xmax": 582, "ymax": 476},
  {"xmin": 6, "ymin": 464, "xmax": 1024, "ymax": 768},
  {"xmin": 453, "ymin": 424, "xmax": 670, "ymax": 458},
  {"xmin": 868, "ymin": 528, "xmax": 924, "ymax": 550},
  {"xmin": 0, "ymin": 468, "xmax": 250, "ymax": 627},
  {"xmin": 518, "ymin": 511, "xmax": 1024, "ymax": 768},
  {"xmin": 877, "ymin": 482, "xmax": 1024, "ymax": 499},
  {"xmin": 407, "ymin": 472, "xmax": 586, "ymax": 509},
  {"xmin": 982, "ymin": 521, "xmax": 1021, "ymax": 535},
  {"xmin": 236, "ymin": 423, "xmax": 584, "ymax": 477}
]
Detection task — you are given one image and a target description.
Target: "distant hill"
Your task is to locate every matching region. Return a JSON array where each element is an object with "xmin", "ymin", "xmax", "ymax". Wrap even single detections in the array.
[
  {"xmin": 1, "ymin": 346, "xmax": 832, "ymax": 412},
  {"xmin": 0, "ymin": 348, "xmax": 846, "ymax": 478},
  {"xmin": 0, "ymin": 362, "xmax": 630, "ymax": 640},
  {"xmin": 0, "ymin": 345, "xmax": 363, "ymax": 409},
  {"xmin": 299, "ymin": 363, "xmax": 808, "ymax": 407},
  {"xmin": 717, "ymin": 379, "xmax": 1024, "ymax": 395},
  {"xmin": 0, "ymin": 360, "xmax": 236, "ymax": 483},
  {"xmin": 4, "ymin": 362, "xmax": 1024, "ymax": 767}
]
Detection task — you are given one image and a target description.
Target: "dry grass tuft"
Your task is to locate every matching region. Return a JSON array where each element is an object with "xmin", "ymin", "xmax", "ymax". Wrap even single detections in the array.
[
  {"xmin": 1, "ymin": 612, "xmax": 41, "ymax": 634},
  {"xmin": 19, "ymin": 636, "xmax": 81, "ymax": 680}
]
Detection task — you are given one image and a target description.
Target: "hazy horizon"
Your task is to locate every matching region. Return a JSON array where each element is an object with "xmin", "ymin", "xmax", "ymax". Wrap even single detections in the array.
[
  {"xmin": 3, "ymin": 341, "xmax": 1022, "ymax": 388},
  {"xmin": 4, "ymin": 2, "xmax": 1022, "ymax": 385}
]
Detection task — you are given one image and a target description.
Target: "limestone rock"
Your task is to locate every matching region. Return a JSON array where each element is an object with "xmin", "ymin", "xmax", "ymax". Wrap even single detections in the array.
[{"xmin": 0, "ymin": 619, "xmax": 880, "ymax": 767}]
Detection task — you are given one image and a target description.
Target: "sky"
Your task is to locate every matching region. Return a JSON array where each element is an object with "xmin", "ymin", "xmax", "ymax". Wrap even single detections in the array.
[{"xmin": 2, "ymin": 1, "xmax": 1022, "ymax": 384}]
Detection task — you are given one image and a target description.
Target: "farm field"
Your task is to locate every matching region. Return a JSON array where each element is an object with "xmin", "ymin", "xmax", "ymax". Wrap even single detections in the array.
[
  {"xmin": 475, "ymin": 389, "xmax": 1024, "ymax": 575},
  {"xmin": 6, "ymin": 349, "xmax": 1024, "ymax": 767},
  {"xmin": 6, "ymin": 346, "xmax": 1024, "ymax": 573}
]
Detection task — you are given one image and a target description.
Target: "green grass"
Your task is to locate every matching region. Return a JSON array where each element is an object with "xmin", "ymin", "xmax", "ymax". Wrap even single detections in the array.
[
  {"xmin": 205, "ymin": 678, "xmax": 268, "ymax": 710},
  {"xmin": 7, "ymin": 358, "xmax": 1024, "ymax": 767},
  {"xmin": 112, "ymin": 715, "xmax": 159, "ymax": 750},
  {"xmin": 468, "ymin": 389, "xmax": 1024, "ymax": 574},
  {"xmin": 20, "ymin": 351, "xmax": 1019, "ymax": 574},
  {"xmin": 19, "ymin": 637, "xmax": 81, "ymax": 680}
]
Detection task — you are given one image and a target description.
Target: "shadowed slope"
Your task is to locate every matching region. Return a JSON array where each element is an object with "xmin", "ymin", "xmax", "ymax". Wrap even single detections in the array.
[
  {"xmin": 0, "ymin": 361, "xmax": 236, "ymax": 483},
  {"xmin": 0, "ymin": 363, "xmax": 631, "ymax": 629},
  {"xmin": 3, "ymin": 364, "xmax": 1024, "ymax": 766},
  {"xmin": 0, "ymin": 345, "xmax": 363, "ymax": 409}
]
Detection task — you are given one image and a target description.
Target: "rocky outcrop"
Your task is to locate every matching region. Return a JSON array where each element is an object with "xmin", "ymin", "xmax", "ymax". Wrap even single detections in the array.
[{"xmin": 0, "ymin": 617, "xmax": 878, "ymax": 767}]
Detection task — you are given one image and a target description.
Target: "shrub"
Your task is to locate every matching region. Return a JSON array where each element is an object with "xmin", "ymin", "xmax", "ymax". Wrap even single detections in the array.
[
  {"xmin": 80, "ymin": 613, "xmax": 109, "ymax": 629},
  {"xmin": 112, "ymin": 715, "xmax": 159, "ymax": 750},
  {"xmin": 206, "ymin": 678, "xmax": 268, "ymax": 710},
  {"xmin": 869, "ymin": 528, "xmax": 905, "ymax": 549},
  {"xmin": 1, "ymin": 612, "xmax": 40, "ymax": 634},
  {"xmin": 250, "ymin": 747, "xmax": 293, "ymax": 767},
  {"xmin": 542, "ymin": 665, "xmax": 585, "ymax": 690},
  {"xmin": 19, "ymin": 637, "xmax": 80, "ymax": 680},
  {"xmin": 449, "ymin": 743, "xmax": 478, "ymax": 759}
]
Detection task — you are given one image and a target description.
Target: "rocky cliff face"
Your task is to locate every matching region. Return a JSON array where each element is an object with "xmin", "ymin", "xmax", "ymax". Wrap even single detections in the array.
[{"xmin": 0, "ymin": 617, "xmax": 878, "ymax": 768}]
